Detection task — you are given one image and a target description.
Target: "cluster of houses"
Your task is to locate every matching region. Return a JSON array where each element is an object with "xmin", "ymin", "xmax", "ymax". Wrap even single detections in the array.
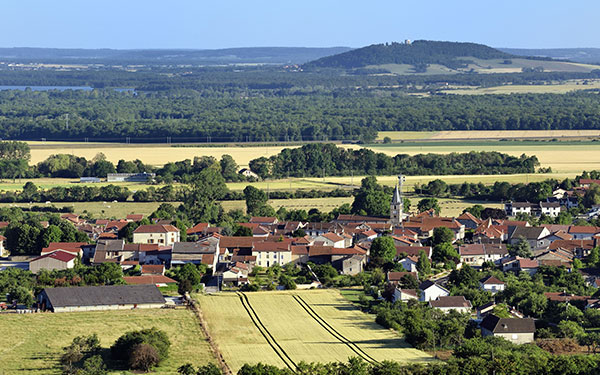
[{"xmin": 8, "ymin": 179, "xmax": 600, "ymax": 345}]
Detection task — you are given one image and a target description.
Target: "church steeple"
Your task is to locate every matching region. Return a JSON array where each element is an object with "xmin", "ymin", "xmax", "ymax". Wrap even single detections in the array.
[{"xmin": 390, "ymin": 175, "xmax": 405, "ymax": 226}]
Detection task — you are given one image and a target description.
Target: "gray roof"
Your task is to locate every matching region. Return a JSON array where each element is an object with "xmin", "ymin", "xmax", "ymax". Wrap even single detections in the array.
[
  {"xmin": 392, "ymin": 185, "xmax": 402, "ymax": 205},
  {"xmin": 95, "ymin": 239, "xmax": 125, "ymax": 252},
  {"xmin": 172, "ymin": 240, "xmax": 217, "ymax": 254},
  {"xmin": 510, "ymin": 226, "xmax": 547, "ymax": 240},
  {"xmin": 429, "ymin": 296, "xmax": 472, "ymax": 309},
  {"xmin": 43, "ymin": 285, "xmax": 165, "ymax": 308},
  {"xmin": 480, "ymin": 314, "xmax": 535, "ymax": 334}
]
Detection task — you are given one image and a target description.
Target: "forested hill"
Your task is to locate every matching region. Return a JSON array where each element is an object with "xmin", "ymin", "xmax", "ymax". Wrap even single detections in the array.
[{"xmin": 304, "ymin": 40, "xmax": 517, "ymax": 69}]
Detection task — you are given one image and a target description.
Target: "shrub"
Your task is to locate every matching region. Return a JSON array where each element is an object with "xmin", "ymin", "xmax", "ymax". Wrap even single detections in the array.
[
  {"xmin": 111, "ymin": 328, "xmax": 170, "ymax": 368},
  {"xmin": 129, "ymin": 343, "xmax": 159, "ymax": 372}
]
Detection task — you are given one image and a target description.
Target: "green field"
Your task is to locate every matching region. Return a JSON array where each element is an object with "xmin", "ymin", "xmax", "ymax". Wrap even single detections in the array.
[
  {"xmin": 0, "ymin": 309, "xmax": 215, "ymax": 375},
  {"xmin": 196, "ymin": 290, "xmax": 432, "ymax": 372}
]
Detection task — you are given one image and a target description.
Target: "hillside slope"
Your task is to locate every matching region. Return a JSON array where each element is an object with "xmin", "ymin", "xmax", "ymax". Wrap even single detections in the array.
[
  {"xmin": 304, "ymin": 40, "xmax": 600, "ymax": 75},
  {"xmin": 304, "ymin": 40, "xmax": 515, "ymax": 69}
]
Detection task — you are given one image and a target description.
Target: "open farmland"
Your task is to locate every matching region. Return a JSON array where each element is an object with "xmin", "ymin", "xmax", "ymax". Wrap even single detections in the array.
[
  {"xmin": 366, "ymin": 141, "xmax": 600, "ymax": 174},
  {"xmin": 27, "ymin": 142, "xmax": 307, "ymax": 168},
  {"xmin": 25, "ymin": 138, "xmax": 600, "ymax": 174},
  {"xmin": 377, "ymin": 129, "xmax": 600, "ymax": 141},
  {"xmin": 196, "ymin": 290, "xmax": 433, "ymax": 372},
  {"xmin": 0, "ymin": 309, "xmax": 215, "ymax": 375}
]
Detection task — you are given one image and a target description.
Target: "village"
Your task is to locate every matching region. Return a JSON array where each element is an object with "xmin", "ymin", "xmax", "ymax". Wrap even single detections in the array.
[{"xmin": 2, "ymin": 174, "xmax": 600, "ymax": 351}]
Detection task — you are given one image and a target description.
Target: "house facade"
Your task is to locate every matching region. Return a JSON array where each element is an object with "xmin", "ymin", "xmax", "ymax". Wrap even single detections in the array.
[
  {"xmin": 480, "ymin": 314, "xmax": 535, "ymax": 344},
  {"xmin": 133, "ymin": 224, "xmax": 180, "ymax": 246}
]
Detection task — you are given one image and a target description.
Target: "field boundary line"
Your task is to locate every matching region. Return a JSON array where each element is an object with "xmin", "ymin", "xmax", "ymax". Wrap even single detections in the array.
[
  {"xmin": 292, "ymin": 294, "xmax": 378, "ymax": 364},
  {"xmin": 236, "ymin": 292, "xmax": 297, "ymax": 372},
  {"xmin": 188, "ymin": 300, "xmax": 233, "ymax": 375}
]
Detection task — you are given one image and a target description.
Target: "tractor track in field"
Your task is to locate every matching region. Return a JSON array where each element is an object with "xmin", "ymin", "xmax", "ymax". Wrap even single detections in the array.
[
  {"xmin": 236, "ymin": 292, "xmax": 297, "ymax": 372},
  {"xmin": 292, "ymin": 294, "xmax": 379, "ymax": 365}
]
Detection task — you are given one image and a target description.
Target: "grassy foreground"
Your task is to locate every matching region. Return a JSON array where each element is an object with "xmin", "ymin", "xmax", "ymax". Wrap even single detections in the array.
[
  {"xmin": 0, "ymin": 309, "xmax": 215, "ymax": 375},
  {"xmin": 195, "ymin": 289, "xmax": 432, "ymax": 372}
]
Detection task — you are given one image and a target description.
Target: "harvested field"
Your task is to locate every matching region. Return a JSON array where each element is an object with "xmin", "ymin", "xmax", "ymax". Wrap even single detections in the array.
[
  {"xmin": 27, "ymin": 143, "xmax": 305, "ymax": 167},
  {"xmin": 195, "ymin": 290, "xmax": 432, "ymax": 372}
]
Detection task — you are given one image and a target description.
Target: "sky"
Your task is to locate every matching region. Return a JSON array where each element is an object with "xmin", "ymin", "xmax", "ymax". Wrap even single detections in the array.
[{"xmin": 1, "ymin": 1, "xmax": 599, "ymax": 49}]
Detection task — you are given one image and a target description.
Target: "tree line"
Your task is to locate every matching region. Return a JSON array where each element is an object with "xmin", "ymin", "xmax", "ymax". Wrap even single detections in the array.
[
  {"xmin": 1, "ymin": 86, "xmax": 600, "ymax": 142},
  {"xmin": 249, "ymin": 144, "xmax": 539, "ymax": 178}
]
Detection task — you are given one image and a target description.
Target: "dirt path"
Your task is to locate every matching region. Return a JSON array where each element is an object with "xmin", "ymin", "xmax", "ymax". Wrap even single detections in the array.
[{"xmin": 189, "ymin": 300, "xmax": 233, "ymax": 375}]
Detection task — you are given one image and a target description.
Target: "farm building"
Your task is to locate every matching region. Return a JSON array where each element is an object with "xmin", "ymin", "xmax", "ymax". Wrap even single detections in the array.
[
  {"xmin": 38, "ymin": 284, "xmax": 166, "ymax": 312},
  {"xmin": 107, "ymin": 172, "xmax": 155, "ymax": 182},
  {"xmin": 29, "ymin": 250, "xmax": 77, "ymax": 273}
]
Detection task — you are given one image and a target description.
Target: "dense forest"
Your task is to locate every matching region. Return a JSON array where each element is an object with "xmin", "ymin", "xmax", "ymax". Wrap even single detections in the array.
[
  {"xmin": 1, "ymin": 88, "xmax": 600, "ymax": 142},
  {"xmin": 304, "ymin": 40, "xmax": 518, "ymax": 69},
  {"xmin": 248, "ymin": 144, "xmax": 539, "ymax": 178}
]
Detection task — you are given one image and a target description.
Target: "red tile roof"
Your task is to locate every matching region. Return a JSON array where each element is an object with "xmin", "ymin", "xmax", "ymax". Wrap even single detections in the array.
[
  {"xmin": 219, "ymin": 236, "xmax": 255, "ymax": 249},
  {"xmin": 123, "ymin": 275, "xmax": 176, "ymax": 285},
  {"xmin": 252, "ymin": 242, "xmax": 290, "ymax": 252},
  {"xmin": 544, "ymin": 292, "xmax": 590, "ymax": 302},
  {"xmin": 126, "ymin": 214, "xmax": 144, "ymax": 221},
  {"xmin": 249, "ymin": 216, "xmax": 278, "ymax": 224},
  {"xmin": 480, "ymin": 276, "xmax": 505, "ymax": 285},
  {"xmin": 518, "ymin": 258, "xmax": 539, "ymax": 269},
  {"xmin": 387, "ymin": 271, "xmax": 418, "ymax": 282},
  {"xmin": 133, "ymin": 224, "xmax": 179, "ymax": 233},
  {"xmin": 141, "ymin": 265, "xmax": 164, "ymax": 275},
  {"xmin": 319, "ymin": 232, "xmax": 344, "ymax": 242},
  {"xmin": 457, "ymin": 212, "xmax": 481, "ymax": 223},
  {"xmin": 430, "ymin": 296, "xmax": 472, "ymax": 309},
  {"xmin": 186, "ymin": 223, "xmax": 210, "ymax": 235},
  {"xmin": 308, "ymin": 246, "xmax": 366, "ymax": 257},
  {"xmin": 568, "ymin": 226, "xmax": 600, "ymax": 234},
  {"xmin": 31, "ymin": 250, "xmax": 77, "ymax": 263},
  {"xmin": 41, "ymin": 242, "xmax": 86, "ymax": 254}
]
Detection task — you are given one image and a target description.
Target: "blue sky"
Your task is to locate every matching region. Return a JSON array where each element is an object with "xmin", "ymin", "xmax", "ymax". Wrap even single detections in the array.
[{"xmin": 1, "ymin": 1, "xmax": 598, "ymax": 49}]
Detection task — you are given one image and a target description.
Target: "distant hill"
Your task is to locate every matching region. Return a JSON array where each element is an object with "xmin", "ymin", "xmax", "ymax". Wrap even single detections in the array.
[
  {"xmin": 304, "ymin": 40, "xmax": 515, "ymax": 69},
  {"xmin": 0, "ymin": 46, "xmax": 353, "ymax": 65},
  {"xmin": 303, "ymin": 40, "xmax": 600, "ymax": 75},
  {"xmin": 499, "ymin": 48, "xmax": 600, "ymax": 64}
]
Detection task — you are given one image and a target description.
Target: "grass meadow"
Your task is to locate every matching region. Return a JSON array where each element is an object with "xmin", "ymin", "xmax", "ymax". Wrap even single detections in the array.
[
  {"xmin": 0, "ymin": 309, "xmax": 215, "ymax": 375},
  {"xmin": 195, "ymin": 290, "xmax": 432, "ymax": 372}
]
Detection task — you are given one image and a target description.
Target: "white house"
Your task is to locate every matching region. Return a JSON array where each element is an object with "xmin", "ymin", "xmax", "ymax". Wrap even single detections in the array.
[
  {"xmin": 313, "ymin": 233, "xmax": 346, "ymax": 248},
  {"xmin": 480, "ymin": 314, "xmax": 535, "ymax": 344},
  {"xmin": 479, "ymin": 276, "xmax": 506, "ymax": 294},
  {"xmin": 418, "ymin": 280, "xmax": 449, "ymax": 302},
  {"xmin": 399, "ymin": 255, "xmax": 419, "ymax": 272},
  {"xmin": 0, "ymin": 234, "xmax": 6, "ymax": 257},
  {"xmin": 393, "ymin": 288, "xmax": 418, "ymax": 302},
  {"xmin": 133, "ymin": 224, "xmax": 180, "ymax": 246},
  {"xmin": 429, "ymin": 296, "xmax": 472, "ymax": 314},
  {"xmin": 252, "ymin": 242, "xmax": 292, "ymax": 267},
  {"xmin": 540, "ymin": 202, "xmax": 561, "ymax": 217}
]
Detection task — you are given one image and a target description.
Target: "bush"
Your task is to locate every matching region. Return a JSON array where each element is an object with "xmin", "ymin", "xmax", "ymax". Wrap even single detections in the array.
[
  {"xmin": 129, "ymin": 343, "xmax": 159, "ymax": 372},
  {"xmin": 111, "ymin": 328, "xmax": 170, "ymax": 367}
]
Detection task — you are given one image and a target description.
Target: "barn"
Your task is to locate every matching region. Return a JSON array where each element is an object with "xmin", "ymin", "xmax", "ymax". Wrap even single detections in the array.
[{"xmin": 38, "ymin": 284, "xmax": 166, "ymax": 313}]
